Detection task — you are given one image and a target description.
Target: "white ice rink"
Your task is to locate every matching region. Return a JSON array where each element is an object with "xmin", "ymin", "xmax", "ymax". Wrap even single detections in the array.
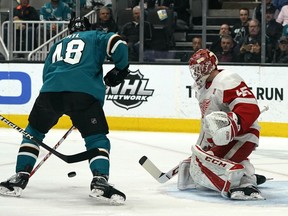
[{"xmin": 0, "ymin": 128, "xmax": 288, "ymax": 216}]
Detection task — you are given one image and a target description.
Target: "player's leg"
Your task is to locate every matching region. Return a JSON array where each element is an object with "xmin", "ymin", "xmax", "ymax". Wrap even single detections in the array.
[
  {"xmin": 228, "ymin": 159, "xmax": 263, "ymax": 200},
  {"xmin": 0, "ymin": 93, "xmax": 62, "ymax": 197},
  {"xmin": 209, "ymin": 141, "xmax": 263, "ymax": 199},
  {"xmin": 200, "ymin": 141, "xmax": 264, "ymax": 200},
  {"xmin": 68, "ymin": 93, "xmax": 125, "ymax": 204},
  {"xmin": 190, "ymin": 145, "xmax": 245, "ymax": 195}
]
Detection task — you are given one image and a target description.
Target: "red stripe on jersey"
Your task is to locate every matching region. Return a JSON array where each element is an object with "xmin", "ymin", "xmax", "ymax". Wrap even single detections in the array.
[
  {"xmin": 223, "ymin": 81, "xmax": 255, "ymax": 104},
  {"xmin": 223, "ymin": 82, "xmax": 260, "ymax": 133},
  {"xmin": 211, "ymin": 141, "xmax": 256, "ymax": 163},
  {"xmin": 233, "ymin": 103, "xmax": 260, "ymax": 134}
]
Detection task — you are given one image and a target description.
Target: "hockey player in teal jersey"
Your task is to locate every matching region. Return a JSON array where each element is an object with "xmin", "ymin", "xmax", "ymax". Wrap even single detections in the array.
[{"xmin": 0, "ymin": 17, "xmax": 129, "ymax": 205}]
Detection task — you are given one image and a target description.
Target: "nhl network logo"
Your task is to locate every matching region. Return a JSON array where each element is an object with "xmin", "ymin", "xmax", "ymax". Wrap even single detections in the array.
[{"xmin": 106, "ymin": 69, "xmax": 154, "ymax": 110}]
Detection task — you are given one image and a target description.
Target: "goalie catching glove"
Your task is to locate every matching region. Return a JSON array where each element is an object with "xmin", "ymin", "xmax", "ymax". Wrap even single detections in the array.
[
  {"xmin": 204, "ymin": 111, "xmax": 240, "ymax": 146},
  {"xmin": 104, "ymin": 65, "xmax": 130, "ymax": 87}
]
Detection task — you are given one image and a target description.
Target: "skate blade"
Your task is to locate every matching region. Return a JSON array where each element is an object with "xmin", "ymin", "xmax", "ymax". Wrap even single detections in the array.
[
  {"xmin": 230, "ymin": 191, "xmax": 266, "ymax": 200},
  {"xmin": 89, "ymin": 189, "xmax": 125, "ymax": 205},
  {"xmin": 0, "ymin": 186, "xmax": 22, "ymax": 197}
]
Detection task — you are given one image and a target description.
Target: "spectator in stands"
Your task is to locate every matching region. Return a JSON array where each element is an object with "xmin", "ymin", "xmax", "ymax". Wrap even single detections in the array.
[
  {"xmin": 265, "ymin": 5, "xmax": 283, "ymax": 62},
  {"xmin": 235, "ymin": 19, "xmax": 261, "ymax": 63},
  {"xmin": 131, "ymin": 0, "xmax": 173, "ymax": 10},
  {"xmin": 85, "ymin": 0, "xmax": 112, "ymax": 11},
  {"xmin": 272, "ymin": 35, "xmax": 288, "ymax": 63},
  {"xmin": 210, "ymin": 23, "xmax": 232, "ymax": 54},
  {"xmin": 120, "ymin": 5, "xmax": 152, "ymax": 61},
  {"xmin": 155, "ymin": 0, "xmax": 174, "ymax": 9},
  {"xmin": 139, "ymin": 1, "xmax": 192, "ymax": 29},
  {"xmin": 214, "ymin": 35, "xmax": 237, "ymax": 62},
  {"xmin": 190, "ymin": 0, "xmax": 202, "ymax": 25},
  {"xmin": 180, "ymin": 36, "xmax": 202, "ymax": 62},
  {"xmin": 272, "ymin": 0, "xmax": 288, "ymax": 11},
  {"xmin": 39, "ymin": 0, "xmax": 71, "ymax": 43},
  {"xmin": 62, "ymin": 0, "xmax": 86, "ymax": 17},
  {"xmin": 173, "ymin": 0, "xmax": 191, "ymax": 30},
  {"xmin": 91, "ymin": 6, "xmax": 118, "ymax": 33},
  {"xmin": 4, "ymin": 0, "xmax": 39, "ymax": 57},
  {"xmin": 231, "ymin": 8, "xmax": 250, "ymax": 45},
  {"xmin": 276, "ymin": 4, "xmax": 288, "ymax": 26},
  {"xmin": 253, "ymin": 0, "xmax": 276, "ymax": 23}
]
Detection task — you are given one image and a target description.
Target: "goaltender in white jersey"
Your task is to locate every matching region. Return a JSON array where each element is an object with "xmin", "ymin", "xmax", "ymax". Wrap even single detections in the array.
[{"xmin": 177, "ymin": 49, "xmax": 265, "ymax": 200}]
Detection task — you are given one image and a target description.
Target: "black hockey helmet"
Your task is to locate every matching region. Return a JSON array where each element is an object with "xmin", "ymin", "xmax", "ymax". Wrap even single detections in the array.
[{"xmin": 68, "ymin": 16, "xmax": 91, "ymax": 34}]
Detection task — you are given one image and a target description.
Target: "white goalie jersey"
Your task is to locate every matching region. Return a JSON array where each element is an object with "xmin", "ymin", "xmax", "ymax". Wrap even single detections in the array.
[
  {"xmin": 194, "ymin": 69, "xmax": 261, "ymax": 150},
  {"xmin": 180, "ymin": 49, "xmax": 264, "ymax": 200}
]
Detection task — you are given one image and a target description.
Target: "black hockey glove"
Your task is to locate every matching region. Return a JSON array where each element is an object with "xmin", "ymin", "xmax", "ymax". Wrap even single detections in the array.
[{"xmin": 104, "ymin": 65, "xmax": 130, "ymax": 87}]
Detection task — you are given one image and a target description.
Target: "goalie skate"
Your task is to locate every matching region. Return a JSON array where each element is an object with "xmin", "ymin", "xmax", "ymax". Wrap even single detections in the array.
[
  {"xmin": 0, "ymin": 172, "xmax": 29, "ymax": 197},
  {"xmin": 228, "ymin": 185, "xmax": 265, "ymax": 200},
  {"xmin": 89, "ymin": 176, "xmax": 126, "ymax": 205}
]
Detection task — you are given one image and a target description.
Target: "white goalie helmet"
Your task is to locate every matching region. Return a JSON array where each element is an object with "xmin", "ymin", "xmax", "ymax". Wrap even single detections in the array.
[{"xmin": 189, "ymin": 49, "xmax": 218, "ymax": 89}]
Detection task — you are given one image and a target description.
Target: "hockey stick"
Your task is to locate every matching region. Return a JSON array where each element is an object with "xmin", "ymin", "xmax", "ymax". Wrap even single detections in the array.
[
  {"xmin": 30, "ymin": 126, "xmax": 75, "ymax": 177},
  {"xmin": 140, "ymin": 155, "xmax": 273, "ymax": 185},
  {"xmin": 139, "ymin": 106, "xmax": 270, "ymax": 183},
  {"xmin": 0, "ymin": 115, "xmax": 99, "ymax": 163},
  {"xmin": 139, "ymin": 155, "xmax": 188, "ymax": 183}
]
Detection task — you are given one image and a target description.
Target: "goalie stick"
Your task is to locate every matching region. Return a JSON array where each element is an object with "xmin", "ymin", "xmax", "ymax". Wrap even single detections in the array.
[
  {"xmin": 0, "ymin": 115, "xmax": 98, "ymax": 164},
  {"xmin": 139, "ymin": 155, "xmax": 188, "ymax": 183},
  {"xmin": 139, "ymin": 106, "xmax": 271, "ymax": 183},
  {"xmin": 30, "ymin": 126, "xmax": 75, "ymax": 177},
  {"xmin": 139, "ymin": 156, "xmax": 273, "ymax": 184}
]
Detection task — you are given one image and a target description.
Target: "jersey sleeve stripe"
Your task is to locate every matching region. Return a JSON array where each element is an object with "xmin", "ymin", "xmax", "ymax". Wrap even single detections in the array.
[
  {"xmin": 106, "ymin": 34, "xmax": 127, "ymax": 57},
  {"xmin": 228, "ymin": 98, "xmax": 258, "ymax": 111}
]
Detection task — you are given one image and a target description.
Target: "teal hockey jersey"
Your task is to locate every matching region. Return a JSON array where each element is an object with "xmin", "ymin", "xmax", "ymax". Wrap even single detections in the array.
[{"xmin": 41, "ymin": 30, "xmax": 128, "ymax": 106}]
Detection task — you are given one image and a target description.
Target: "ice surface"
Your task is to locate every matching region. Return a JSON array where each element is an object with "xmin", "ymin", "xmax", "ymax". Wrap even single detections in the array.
[{"xmin": 0, "ymin": 128, "xmax": 288, "ymax": 216}]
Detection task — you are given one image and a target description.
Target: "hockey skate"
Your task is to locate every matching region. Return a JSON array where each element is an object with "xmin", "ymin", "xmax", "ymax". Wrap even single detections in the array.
[
  {"xmin": 228, "ymin": 185, "xmax": 265, "ymax": 200},
  {"xmin": 89, "ymin": 176, "xmax": 126, "ymax": 205},
  {"xmin": 0, "ymin": 172, "xmax": 29, "ymax": 197}
]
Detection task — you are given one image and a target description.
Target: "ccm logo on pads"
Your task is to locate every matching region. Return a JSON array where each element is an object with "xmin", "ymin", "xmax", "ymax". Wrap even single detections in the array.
[{"xmin": 205, "ymin": 156, "xmax": 228, "ymax": 168}]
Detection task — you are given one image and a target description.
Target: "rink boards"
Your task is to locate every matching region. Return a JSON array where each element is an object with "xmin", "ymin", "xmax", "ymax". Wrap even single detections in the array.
[{"xmin": 0, "ymin": 63, "xmax": 287, "ymax": 137}]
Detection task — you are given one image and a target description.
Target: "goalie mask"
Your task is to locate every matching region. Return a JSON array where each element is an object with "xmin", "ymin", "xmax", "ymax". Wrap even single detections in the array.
[
  {"xmin": 68, "ymin": 17, "xmax": 91, "ymax": 34},
  {"xmin": 189, "ymin": 49, "xmax": 218, "ymax": 89}
]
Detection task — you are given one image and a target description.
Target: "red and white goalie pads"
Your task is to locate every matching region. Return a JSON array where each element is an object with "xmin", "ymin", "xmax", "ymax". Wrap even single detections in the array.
[
  {"xmin": 204, "ymin": 111, "xmax": 240, "ymax": 146},
  {"xmin": 190, "ymin": 145, "xmax": 244, "ymax": 197},
  {"xmin": 177, "ymin": 157, "xmax": 196, "ymax": 190}
]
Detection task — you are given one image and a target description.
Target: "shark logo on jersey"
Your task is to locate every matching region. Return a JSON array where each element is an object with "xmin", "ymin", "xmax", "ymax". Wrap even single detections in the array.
[{"xmin": 106, "ymin": 69, "xmax": 154, "ymax": 110}]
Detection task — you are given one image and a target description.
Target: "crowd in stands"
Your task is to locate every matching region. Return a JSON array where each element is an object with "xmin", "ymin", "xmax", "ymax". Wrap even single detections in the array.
[
  {"xmin": 179, "ymin": 35, "xmax": 202, "ymax": 62},
  {"xmin": 3, "ymin": 0, "xmax": 39, "ymax": 58},
  {"xmin": 206, "ymin": 0, "xmax": 288, "ymax": 64},
  {"xmin": 1, "ymin": 0, "xmax": 288, "ymax": 63}
]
